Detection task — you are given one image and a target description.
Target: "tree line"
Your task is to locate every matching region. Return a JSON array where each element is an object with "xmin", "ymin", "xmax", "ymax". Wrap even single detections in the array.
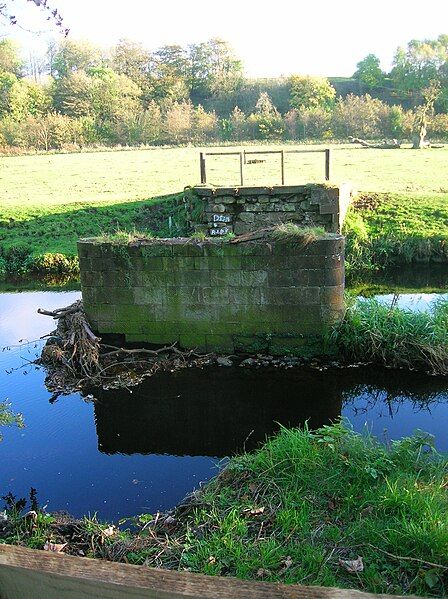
[{"xmin": 0, "ymin": 34, "xmax": 448, "ymax": 151}]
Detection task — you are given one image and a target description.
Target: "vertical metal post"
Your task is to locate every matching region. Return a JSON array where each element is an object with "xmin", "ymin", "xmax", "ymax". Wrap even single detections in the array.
[
  {"xmin": 200, "ymin": 152, "xmax": 206, "ymax": 184},
  {"xmin": 239, "ymin": 152, "xmax": 244, "ymax": 186},
  {"xmin": 280, "ymin": 150, "xmax": 285, "ymax": 185},
  {"xmin": 325, "ymin": 148, "xmax": 331, "ymax": 181},
  {"xmin": 243, "ymin": 150, "xmax": 247, "ymax": 164}
]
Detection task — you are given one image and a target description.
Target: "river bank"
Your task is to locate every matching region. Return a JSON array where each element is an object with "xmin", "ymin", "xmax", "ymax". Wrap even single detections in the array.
[{"xmin": 1, "ymin": 423, "xmax": 447, "ymax": 597}]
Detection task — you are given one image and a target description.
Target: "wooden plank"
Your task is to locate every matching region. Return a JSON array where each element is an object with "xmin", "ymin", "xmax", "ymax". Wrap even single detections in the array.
[
  {"xmin": 284, "ymin": 149, "xmax": 326, "ymax": 154},
  {"xmin": 243, "ymin": 150, "xmax": 283, "ymax": 155},
  {"xmin": 0, "ymin": 545, "xmax": 416, "ymax": 599},
  {"xmin": 281, "ymin": 150, "xmax": 285, "ymax": 185}
]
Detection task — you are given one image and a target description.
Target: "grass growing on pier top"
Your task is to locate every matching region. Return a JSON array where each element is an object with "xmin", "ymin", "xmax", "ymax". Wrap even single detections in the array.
[{"xmin": 270, "ymin": 223, "xmax": 326, "ymax": 245}]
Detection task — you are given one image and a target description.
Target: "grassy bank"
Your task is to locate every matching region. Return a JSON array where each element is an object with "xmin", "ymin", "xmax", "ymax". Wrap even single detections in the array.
[
  {"xmin": 1, "ymin": 143, "xmax": 448, "ymax": 276},
  {"xmin": 343, "ymin": 193, "xmax": 448, "ymax": 277},
  {"xmin": 2, "ymin": 423, "xmax": 447, "ymax": 596},
  {"xmin": 0, "ymin": 191, "xmax": 195, "ymax": 276},
  {"xmin": 333, "ymin": 297, "xmax": 448, "ymax": 374}
]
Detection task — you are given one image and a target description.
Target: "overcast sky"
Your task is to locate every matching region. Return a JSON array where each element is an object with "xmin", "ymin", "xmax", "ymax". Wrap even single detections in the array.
[{"xmin": 6, "ymin": 0, "xmax": 448, "ymax": 77}]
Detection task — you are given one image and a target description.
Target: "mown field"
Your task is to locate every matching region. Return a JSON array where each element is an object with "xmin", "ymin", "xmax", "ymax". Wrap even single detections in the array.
[{"xmin": 0, "ymin": 143, "xmax": 447, "ymax": 272}]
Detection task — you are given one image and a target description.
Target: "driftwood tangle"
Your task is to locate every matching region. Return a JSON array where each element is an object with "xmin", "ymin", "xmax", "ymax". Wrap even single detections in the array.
[{"xmin": 37, "ymin": 301, "xmax": 213, "ymax": 392}]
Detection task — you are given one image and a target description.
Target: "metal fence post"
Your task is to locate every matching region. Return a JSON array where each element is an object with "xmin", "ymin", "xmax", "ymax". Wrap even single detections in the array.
[
  {"xmin": 239, "ymin": 152, "xmax": 244, "ymax": 186},
  {"xmin": 280, "ymin": 150, "xmax": 285, "ymax": 185},
  {"xmin": 325, "ymin": 148, "xmax": 331, "ymax": 181},
  {"xmin": 200, "ymin": 152, "xmax": 206, "ymax": 184}
]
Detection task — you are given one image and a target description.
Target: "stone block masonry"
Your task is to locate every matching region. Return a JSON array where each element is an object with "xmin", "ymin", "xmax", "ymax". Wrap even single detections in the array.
[
  {"xmin": 78, "ymin": 235, "xmax": 345, "ymax": 357},
  {"xmin": 193, "ymin": 183, "xmax": 353, "ymax": 237}
]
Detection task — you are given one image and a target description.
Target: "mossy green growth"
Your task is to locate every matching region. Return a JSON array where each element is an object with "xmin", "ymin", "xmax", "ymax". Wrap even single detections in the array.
[{"xmin": 127, "ymin": 423, "xmax": 448, "ymax": 596}]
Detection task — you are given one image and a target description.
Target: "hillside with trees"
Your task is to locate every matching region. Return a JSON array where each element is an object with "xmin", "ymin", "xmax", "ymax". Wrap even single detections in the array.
[{"xmin": 0, "ymin": 33, "xmax": 447, "ymax": 150}]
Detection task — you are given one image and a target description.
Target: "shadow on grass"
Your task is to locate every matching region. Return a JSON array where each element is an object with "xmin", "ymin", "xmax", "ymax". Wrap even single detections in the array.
[{"xmin": 0, "ymin": 191, "xmax": 189, "ymax": 258}]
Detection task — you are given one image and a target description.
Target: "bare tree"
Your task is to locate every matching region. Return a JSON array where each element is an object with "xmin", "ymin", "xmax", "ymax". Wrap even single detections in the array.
[
  {"xmin": 0, "ymin": 1, "xmax": 68, "ymax": 35},
  {"xmin": 412, "ymin": 81, "xmax": 441, "ymax": 149}
]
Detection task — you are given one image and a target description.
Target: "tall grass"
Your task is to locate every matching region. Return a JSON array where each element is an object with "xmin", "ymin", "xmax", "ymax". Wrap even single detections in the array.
[
  {"xmin": 332, "ymin": 297, "xmax": 448, "ymax": 374},
  {"xmin": 125, "ymin": 423, "xmax": 448, "ymax": 596}
]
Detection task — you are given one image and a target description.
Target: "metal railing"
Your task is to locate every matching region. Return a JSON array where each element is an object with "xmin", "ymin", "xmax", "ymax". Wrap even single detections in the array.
[{"xmin": 199, "ymin": 148, "xmax": 331, "ymax": 186}]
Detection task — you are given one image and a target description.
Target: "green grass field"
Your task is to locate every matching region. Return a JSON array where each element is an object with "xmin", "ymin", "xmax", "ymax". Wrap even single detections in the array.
[
  {"xmin": 0, "ymin": 143, "xmax": 447, "ymax": 274},
  {"xmin": 2, "ymin": 144, "xmax": 448, "ymax": 211}
]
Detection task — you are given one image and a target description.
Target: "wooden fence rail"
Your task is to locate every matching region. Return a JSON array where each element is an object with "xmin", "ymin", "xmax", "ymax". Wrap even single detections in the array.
[{"xmin": 0, "ymin": 545, "xmax": 416, "ymax": 599}]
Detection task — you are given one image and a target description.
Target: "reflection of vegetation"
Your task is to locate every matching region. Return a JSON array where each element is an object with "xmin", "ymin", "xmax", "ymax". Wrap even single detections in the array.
[
  {"xmin": 0, "ymin": 276, "xmax": 80, "ymax": 293},
  {"xmin": 333, "ymin": 297, "xmax": 448, "ymax": 374},
  {"xmin": 0, "ymin": 402, "xmax": 24, "ymax": 440},
  {"xmin": 347, "ymin": 264, "xmax": 448, "ymax": 297},
  {"xmin": 342, "ymin": 383, "xmax": 446, "ymax": 422}
]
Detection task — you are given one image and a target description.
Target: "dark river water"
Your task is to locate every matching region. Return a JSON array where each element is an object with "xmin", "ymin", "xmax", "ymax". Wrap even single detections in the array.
[{"xmin": 0, "ymin": 272, "xmax": 447, "ymax": 521}]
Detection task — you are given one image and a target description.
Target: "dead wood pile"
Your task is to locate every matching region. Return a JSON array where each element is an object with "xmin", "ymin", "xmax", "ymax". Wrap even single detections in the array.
[{"xmin": 37, "ymin": 301, "xmax": 214, "ymax": 393}]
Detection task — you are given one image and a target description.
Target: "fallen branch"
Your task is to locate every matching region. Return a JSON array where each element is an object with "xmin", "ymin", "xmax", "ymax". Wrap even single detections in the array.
[{"xmin": 349, "ymin": 136, "xmax": 401, "ymax": 149}]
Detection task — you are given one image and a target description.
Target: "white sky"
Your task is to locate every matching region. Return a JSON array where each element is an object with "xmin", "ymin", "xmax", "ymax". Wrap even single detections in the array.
[{"xmin": 5, "ymin": 0, "xmax": 448, "ymax": 77}]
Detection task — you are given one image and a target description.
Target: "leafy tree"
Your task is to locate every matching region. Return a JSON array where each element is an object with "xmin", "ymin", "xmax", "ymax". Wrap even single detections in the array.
[
  {"xmin": 0, "ymin": 39, "xmax": 23, "ymax": 75},
  {"xmin": 0, "ymin": 71, "xmax": 17, "ymax": 116},
  {"xmin": 289, "ymin": 75, "xmax": 336, "ymax": 111},
  {"xmin": 229, "ymin": 105, "xmax": 247, "ymax": 140},
  {"xmin": 297, "ymin": 107, "xmax": 332, "ymax": 139},
  {"xmin": 248, "ymin": 92, "xmax": 284, "ymax": 140},
  {"xmin": 390, "ymin": 36, "xmax": 448, "ymax": 101},
  {"xmin": 192, "ymin": 105, "xmax": 218, "ymax": 142},
  {"xmin": 9, "ymin": 79, "xmax": 51, "ymax": 120},
  {"xmin": 163, "ymin": 100, "xmax": 194, "ymax": 143},
  {"xmin": 52, "ymin": 39, "xmax": 102, "ymax": 78},
  {"xmin": 189, "ymin": 38, "xmax": 243, "ymax": 101},
  {"xmin": 91, "ymin": 69, "xmax": 141, "ymax": 123},
  {"xmin": 150, "ymin": 45, "xmax": 189, "ymax": 101},
  {"xmin": 53, "ymin": 71, "xmax": 96, "ymax": 117},
  {"xmin": 111, "ymin": 39, "xmax": 150, "ymax": 94},
  {"xmin": 332, "ymin": 94, "xmax": 385, "ymax": 138},
  {"xmin": 353, "ymin": 54, "xmax": 384, "ymax": 88}
]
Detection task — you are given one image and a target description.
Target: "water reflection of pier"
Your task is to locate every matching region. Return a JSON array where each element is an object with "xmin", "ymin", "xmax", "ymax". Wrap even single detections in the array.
[
  {"xmin": 94, "ymin": 367, "xmax": 343, "ymax": 457},
  {"xmin": 93, "ymin": 366, "xmax": 447, "ymax": 458}
]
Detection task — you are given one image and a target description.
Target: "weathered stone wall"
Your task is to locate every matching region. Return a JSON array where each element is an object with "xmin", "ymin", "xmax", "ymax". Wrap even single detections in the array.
[
  {"xmin": 78, "ymin": 235, "xmax": 345, "ymax": 356},
  {"xmin": 193, "ymin": 183, "xmax": 353, "ymax": 237}
]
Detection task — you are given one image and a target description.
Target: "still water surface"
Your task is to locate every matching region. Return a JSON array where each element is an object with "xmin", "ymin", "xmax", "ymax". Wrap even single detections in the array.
[{"xmin": 0, "ymin": 286, "xmax": 447, "ymax": 521}]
